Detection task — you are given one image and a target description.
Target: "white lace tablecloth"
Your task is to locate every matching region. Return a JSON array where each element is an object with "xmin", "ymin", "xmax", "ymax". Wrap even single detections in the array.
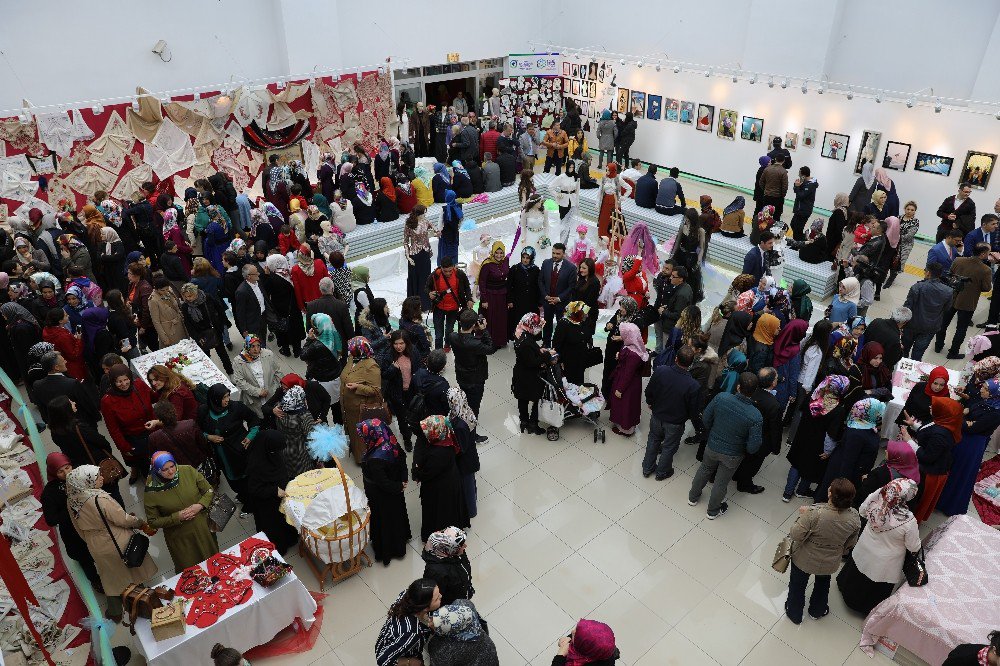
[
  {"xmin": 133, "ymin": 533, "xmax": 316, "ymax": 666},
  {"xmin": 130, "ymin": 339, "xmax": 239, "ymax": 400}
]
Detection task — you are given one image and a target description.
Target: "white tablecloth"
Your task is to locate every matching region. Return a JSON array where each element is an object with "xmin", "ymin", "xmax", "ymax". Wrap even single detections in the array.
[
  {"xmin": 131, "ymin": 339, "xmax": 239, "ymax": 401},
  {"xmin": 880, "ymin": 359, "xmax": 963, "ymax": 439},
  {"xmin": 133, "ymin": 534, "xmax": 316, "ymax": 666}
]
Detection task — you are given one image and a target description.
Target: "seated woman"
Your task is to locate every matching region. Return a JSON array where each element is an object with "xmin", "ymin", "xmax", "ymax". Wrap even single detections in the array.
[
  {"xmin": 719, "ymin": 196, "xmax": 747, "ymax": 238},
  {"xmin": 425, "ymin": 599, "xmax": 499, "ymax": 666},
  {"xmin": 450, "ymin": 161, "xmax": 474, "ymax": 201},
  {"xmin": 789, "ymin": 218, "xmax": 829, "ymax": 264},
  {"xmin": 373, "ymin": 177, "xmax": 400, "ymax": 223}
]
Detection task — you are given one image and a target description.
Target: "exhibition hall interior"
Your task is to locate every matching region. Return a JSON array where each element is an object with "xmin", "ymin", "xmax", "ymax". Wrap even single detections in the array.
[{"xmin": 3, "ymin": 0, "xmax": 1000, "ymax": 665}]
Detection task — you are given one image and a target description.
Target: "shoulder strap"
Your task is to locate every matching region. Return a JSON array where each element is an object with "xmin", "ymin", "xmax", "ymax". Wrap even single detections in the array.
[
  {"xmin": 93, "ymin": 495, "xmax": 125, "ymax": 559},
  {"xmin": 76, "ymin": 424, "xmax": 97, "ymax": 465}
]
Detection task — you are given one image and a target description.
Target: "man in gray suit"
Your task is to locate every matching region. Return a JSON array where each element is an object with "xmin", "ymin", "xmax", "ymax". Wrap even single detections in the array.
[{"xmin": 537, "ymin": 243, "xmax": 577, "ymax": 346}]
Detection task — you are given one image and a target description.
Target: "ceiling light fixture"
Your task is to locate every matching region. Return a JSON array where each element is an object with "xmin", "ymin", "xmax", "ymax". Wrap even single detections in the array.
[
  {"xmin": 673, "ymin": 65, "xmax": 680, "ymax": 73},
  {"xmin": 732, "ymin": 73, "xmax": 738, "ymax": 83},
  {"xmin": 637, "ymin": 59, "xmax": 644, "ymax": 68},
  {"xmin": 780, "ymin": 78, "xmax": 788, "ymax": 89},
  {"xmin": 655, "ymin": 62, "xmax": 661, "ymax": 71},
  {"xmin": 749, "ymin": 74, "xmax": 757, "ymax": 85},
  {"xmin": 92, "ymin": 104, "xmax": 104, "ymax": 114},
  {"xmin": 846, "ymin": 87, "xmax": 854, "ymax": 100},
  {"xmin": 906, "ymin": 97, "xmax": 915, "ymax": 108},
  {"xmin": 193, "ymin": 92, "xmax": 201, "ymax": 101},
  {"xmin": 935, "ymin": 98, "xmax": 942, "ymax": 113},
  {"xmin": 276, "ymin": 79, "xmax": 286, "ymax": 90},
  {"xmin": 817, "ymin": 83, "xmax": 825, "ymax": 94},
  {"xmin": 801, "ymin": 81, "xmax": 808, "ymax": 94},
  {"xmin": 875, "ymin": 93, "xmax": 882, "ymax": 103},
  {"xmin": 619, "ymin": 58, "xmax": 626, "ymax": 66},
  {"xmin": 705, "ymin": 69, "xmax": 711, "ymax": 78},
  {"xmin": 767, "ymin": 76, "xmax": 774, "ymax": 88}
]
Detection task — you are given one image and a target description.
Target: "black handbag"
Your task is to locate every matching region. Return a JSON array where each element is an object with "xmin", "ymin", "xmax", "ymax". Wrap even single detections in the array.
[
  {"xmin": 583, "ymin": 345, "xmax": 604, "ymax": 368},
  {"xmin": 902, "ymin": 547, "xmax": 928, "ymax": 587},
  {"xmin": 95, "ymin": 496, "xmax": 149, "ymax": 568},
  {"xmin": 266, "ymin": 309, "xmax": 289, "ymax": 333}
]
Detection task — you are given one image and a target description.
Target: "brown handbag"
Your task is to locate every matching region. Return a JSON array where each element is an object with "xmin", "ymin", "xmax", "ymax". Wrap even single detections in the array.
[
  {"xmin": 77, "ymin": 425, "xmax": 127, "ymax": 484},
  {"xmin": 121, "ymin": 583, "xmax": 175, "ymax": 634},
  {"xmin": 358, "ymin": 385, "xmax": 392, "ymax": 424}
]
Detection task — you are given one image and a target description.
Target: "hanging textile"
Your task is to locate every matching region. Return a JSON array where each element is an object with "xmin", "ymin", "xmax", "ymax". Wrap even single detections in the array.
[
  {"xmin": 35, "ymin": 111, "xmax": 92, "ymax": 158},
  {"xmin": 241, "ymin": 120, "xmax": 310, "ymax": 152},
  {"xmin": 143, "ymin": 118, "xmax": 197, "ymax": 178},
  {"xmin": 14, "ymin": 196, "xmax": 56, "ymax": 220},
  {"xmin": 56, "ymin": 146, "xmax": 89, "ymax": 175},
  {"xmin": 164, "ymin": 102, "xmax": 224, "ymax": 152},
  {"xmin": 211, "ymin": 145, "xmax": 250, "ymax": 192},
  {"xmin": 331, "ymin": 79, "xmax": 358, "ymax": 111},
  {"xmin": 0, "ymin": 155, "xmax": 37, "ymax": 201},
  {"xmin": 0, "ymin": 118, "xmax": 41, "ymax": 152},
  {"xmin": 63, "ymin": 165, "xmax": 118, "ymax": 197},
  {"xmin": 302, "ymin": 139, "xmax": 320, "ymax": 178},
  {"xmin": 26, "ymin": 153, "xmax": 58, "ymax": 175},
  {"xmin": 267, "ymin": 82, "xmax": 311, "ymax": 131},
  {"xmin": 232, "ymin": 87, "xmax": 268, "ymax": 128},
  {"xmin": 87, "ymin": 111, "xmax": 134, "ymax": 173},
  {"xmin": 46, "ymin": 176, "xmax": 75, "ymax": 208},
  {"xmin": 112, "ymin": 162, "xmax": 154, "ymax": 201},
  {"xmin": 126, "ymin": 87, "xmax": 164, "ymax": 143}
]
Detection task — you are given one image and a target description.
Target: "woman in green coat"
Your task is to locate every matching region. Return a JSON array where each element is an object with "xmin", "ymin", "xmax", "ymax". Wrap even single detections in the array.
[{"xmin": 143, "ymin": 451, "xmax": 219, "ymax": 571}]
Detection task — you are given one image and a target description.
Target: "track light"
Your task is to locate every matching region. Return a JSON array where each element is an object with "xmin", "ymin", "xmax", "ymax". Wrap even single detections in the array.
[
  {"xmin": 847, "ymin": 87, "xmax": 854, "ymax": 100},
  {"xmin": 655, "ymin": 62, "xmax": 661, "ymax": 71},
  {"xmin": 732, "ymin": 73, "xmax": 738, "ymax": 83},
  {"xmin": 935, "ymin": 98, "xmax": 942, "ymax": 113},
  {"xmin": 574, "ymin": 52, "xmax": 580, "ymax": 60},
  {"xmin": 817, "ymin": 84, "xmax": 825, "ymax": 94},
  {"xmin": 875, "ymin": 93, "xmax": 882, "ymax": 103},
  {"xmin": 637, "ymin": 60, "xmax": 643, "ymax": 68},
  {"xmin": 131, "ymin": 99, "xmax": 140, "ymax": 111},
  {"xmin": 995, "ymin": 110, "xmax": 1000, "ymax": 120},
  {"xmin": 906, "ymin": 97, "xmax": 915, "ymax": 108},
  {"xmin": 801, "ymin": 82, "xmax": 808, "ymax": 94},
  {"xmin": 705, "ymin": 69, "xmax": 711, "ymax": 78},
  {"xmin": 193, "ymin": 92, "xmax": 201, "ymax": 100},
  {"xmin": 161, "ymin": 95, "xmax": 171, "ymax": 104},
  {"xmin": 780, "ymin": 78, "xmax": 788, "ymax": 89},
  {"xmin": 767, "ymin": 76, "xmax": 774, "ymax": 88},
  {"xmin": 673, "ymin": 65, "xmax": 680, "ymax": 74},
  {"xmin": 276, "ymin": 79, "xmax": 286, "ymax": 90},
  {"xmin": 619, "ymin": 58, "xmax": 626, "ymax": 66},
  {"xmin": 749, "ymin": 74, "xmax": 757, "ymax": 85}
]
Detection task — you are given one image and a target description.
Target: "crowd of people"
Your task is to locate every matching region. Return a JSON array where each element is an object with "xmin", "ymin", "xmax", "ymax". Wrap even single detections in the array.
[{"xmin": 16, "ymin": 108, "xmax": 999, "ymax": 665}]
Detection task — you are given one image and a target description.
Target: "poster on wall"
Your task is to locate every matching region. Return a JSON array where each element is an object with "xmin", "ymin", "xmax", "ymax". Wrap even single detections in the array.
[
  {"xmin": 630, "ymin": 91, "xmax": 646, "ymax": 118},
  {"xmin": 802, "ymin": 128, "xmax": 818, "ymax": 148},
  {"xmin": 617, "ymin": 88, "xmax": 630, "ymax": 114},
  {"xmin": 914, "ymin": 152, "xmax": 954, "ymax": 176},
  {"xmin": 505, "ymin": 53, "xmax": 560, "ymax": 78},
  {"xmin": 717, "ymin": 109, "xmax": 737, "ymax": 140},
  {"xmin": 581, "ymin": 100, "xmax": 590, "ymax": 118},
  {"xmin": 590, "ymin": 82, "xmax": 597, "ymax": 98},
  {"xmin": 882, "ymin": 141, "xmax": 911, "ymax": 171},
  {"xmin": 588, "ymin": 62, "xmax": 598, "ymax": 81},
  {"xmin": 572, "ymin": 80, "xmax": 581, "ymax": 96},
  {"xmin": 664, "ymin": 98, "xmax": 680, "ymax": 122},
  {"xmin": 960, "ymin": 150, "xmax": 996, "ymax": 189},
  {"xmin": 854, "ymin": 130, "xmax": 882, "ymax": 174},
  {"xmin": 679, "ymin": 101, "xmax": 695, "ymax": 125},
  {"xmin": 767, "ymin": 134, "xmax": 781, "ymax": 149},
  {"xmin": 647, "ymin": 95, "xmax": 662, "ymax": 120},
  {"xmin": 821, "ymin": 132, "xmax": 850, "ymax": 161},
  {"xmin": 563, "ymin": 63, "xmax": 571, "ymax": 76},
  {"xmin": 741, "ymin": 116, "xmax": 763, "ymax": 141},
  {"xmin": 563, "ymin": 77, "xmax": 572, "ymax": 92},
  {"xmin": 696, "ymin": 104, "xmax": 714, "ymax": 132},
  {"xmin": 785, "ymin": 132, "xmax": 799, "ymax": 150}
]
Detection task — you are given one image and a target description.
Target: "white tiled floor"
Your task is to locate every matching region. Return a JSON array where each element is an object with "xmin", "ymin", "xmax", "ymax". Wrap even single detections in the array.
[{"xmin": 34, "ymin": 175, "xmax": 994, "ymax": 665}]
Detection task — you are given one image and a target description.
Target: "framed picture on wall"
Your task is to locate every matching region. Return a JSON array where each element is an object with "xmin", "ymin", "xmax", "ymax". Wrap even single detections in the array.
[
  {"xmin": 563, "ymin": 77, "xmax": 572, "ymax": 92},
  {"xmin": 741, "ymin": 116, "xmax": 763, "ymax": 141},
  {"xmin": 802, "ymin": 128, "xmax": 818, "ymax": 148},
  {"xmin": 630, "ymin": 91, "xmax": 646, "ymax": 118},
  {"xmin": 665, "ymin": 98, "xmax": 680, "ymax": 122},
  {"xmin": 960, "ymin": 151, "xmax": 996, "ymax": 189},
  {"xmin": 696, "ymin": 103, "xmax": 714, "ymax": 132},
  {"xmin": 882, "ymin": 141, "xmax": 911, "ymax": 171},
  {"xmin": 571, "ymin": 64, "xmax": 579, "ymax": 78},
  {"xmin": 647, "ymin": 94, "xmax": 662, "ymax": 120},
  {"xmin": 563, "ymin": 62, "xmax": 571, "ymax": 76},
  {"xmin": 767, "ymin": 134, "xmax": 781, "ymax": 150},
  {"xmin": 821, "ymin": 131, "xmax": 850, "ymax": 161},
  {"xmin": 717, "ymin": 109, "xmax": 738, "ymax": 140},
  {"xmin": 914, "ymin": 152, "xmax": 954, "ymax": 176},
  {"xmin": 785, "ymin": 132, "xmax": 799, "ymax": 150},
  {"xmin": 854, "ymin": 130, "xmax": 882, "ymax": 174},
  {"xmin": 590, "ymin": 81, "xmax": 597, "ymax": 98},
  {"xmin": 572, "ymin": 80, "xmax": 581, "ymax": 96},
  {"xmin": 264, "ymin": 144, "xmax": 304, "ymax": 169},
  {"xmin": 588, "ymin": 62, "xmax": 598, "ymax": 81},
  {"xmin": 581, "ymin": 100, "xmax": 590, "ymax": 118},
  {"xmin": 679, "ymin": 101, "xmax": 695, "ymax": 125},
  {"xmin": 617, "ymin": 88, "xmax": 630, "ymax": 113}
]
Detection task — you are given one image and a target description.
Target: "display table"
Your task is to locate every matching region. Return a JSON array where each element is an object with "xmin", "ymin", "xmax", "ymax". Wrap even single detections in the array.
[
  {"xmin": 131, "ymin": 339, "xmax": 239, "ymax": 401},
  {"xmin": 881, "ymin": 358, "xmax": 963, "ymax": 439},
  {"xmin": 133, "ymin": 533, "xmax": 316, "ymax": 666},
  {"xmin": 860, "ymin": 515, "xmax": 1000, "ymax": 664}
]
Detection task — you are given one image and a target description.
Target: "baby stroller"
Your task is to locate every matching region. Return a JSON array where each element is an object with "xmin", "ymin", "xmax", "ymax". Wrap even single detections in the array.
[{"xmin": 538, "ymin": 359, "xmax": 607, "ymax": 443}]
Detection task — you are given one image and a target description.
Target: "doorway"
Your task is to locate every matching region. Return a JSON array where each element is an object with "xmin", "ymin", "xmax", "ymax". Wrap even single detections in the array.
[{"xmin": 425, "ymin": 77, "xmax": 475, "ymax": 112}]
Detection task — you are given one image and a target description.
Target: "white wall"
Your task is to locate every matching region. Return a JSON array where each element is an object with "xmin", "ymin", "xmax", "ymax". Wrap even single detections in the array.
[{"xmin": 587, "ymin": 64, "xmax": 1000, "ymax": 237}]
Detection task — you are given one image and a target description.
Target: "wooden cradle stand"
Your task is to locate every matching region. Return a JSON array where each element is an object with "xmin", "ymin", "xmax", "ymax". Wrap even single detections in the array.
[{"xmin": 295, "ymin": 457, "xmax": 372, "ymax": 591}]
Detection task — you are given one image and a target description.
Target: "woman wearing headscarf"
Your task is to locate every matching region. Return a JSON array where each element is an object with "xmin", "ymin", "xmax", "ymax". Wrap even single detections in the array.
[
  {"xmin": 715, "ymin": 348, "xmax": 749, "ymax": 397},
  {"xmin": 783, "ymin": 375, "xmax": 850, "ymax": 501},
  {"xmin": 450, "ymin": 160, "xmax": 474, "ymax": 201},
  {"xmin": 746, "ymin": 312, "xmax": 780, "ymax": 372},
  {"xmin": 12, "ymin": 236, "xmax": 50, "ymax": 274},
  {"xmin": 609, "ymin": 322, "xmax": 648, "ymax": 436},
  {"xmin": 853, "ymin": 439, "xmax": 920, "ymax": 508},
  {"xmin": 259, "ymin": 254, "xmax": 304, "ymax": 358},
  {"xmin": 827, "ymin": 328, "xmax": 858, "ymax": 379},
  {"xmin": 826, "ymin": 192, "xmax": 850, "ymax": 263},
  {"xmin": 748, "ymin": 205, "xmax": 775, "ymax": 247},
  {"xmin": 198, "ymin": 383, "xmax": 259, "ymax": 506},
  {"xmin": 97, "ymin": 227, "xmax": 127, "ymax": 294},
  {"xmin": 829, "ymin": 277, "xmax": 860, "ymax": 323},
  {"xmin": 717, "ymin": 310, "xmax": 753, "ymax": 359},
  {"xmin": 844, "ymin": 340, "xmax": 891, "ymax": 407},
  {"xmin": 300, "ymin": 312, "xmax": 343, "ymax": 409},
  {"xmin": 289, "ymin": 243, "xmax": 330, "ymax": 313},
  {"xmin": 41, "ymin": 308, "xmax": 87, "ymax": 380},
  {"xmin": 340, "ymin": 336, "xmax": 382, "ymax": 463},
  {"xmin": 161, "ymin": 209, "xmax": 193, "ymax": 274},
  {"xmin": 815, "ymin": 397, "xmax": 886, "ymax": 503},
  {"xmin": 67, "ymin": 465, "xmax": 156, "ymax": 622},
  {"xmin": 446, "ymin": 387, "xmax": 481, "ymax": 518},
  {"xmin": 553, "ymin": 301, "xmax": 591, "ymax": 385},
  {"xmin": 671, "ymin": 209, "xmax": 707, "ymax": 299},
  {"xmin": 840, "ymin": 477, "xmax": 921, "ymax": 616},
  {"xmin": 865, "ymin": 189, "xmax": 891, "ymax": 222},
  {"xmin": 790, "ymin": 218, "xmax": 828, "ymax": 264},
  {"xmin": 202, "ymin": 205, "xmax": 233, "ymax": 275},
  {"xmin": 849, "ymin": 162, "xmax": 876, "ymax": 213},
  {"xmin": 1, "ymin": 301, "xmax": 42, "ymax": 385},
  {"xmin": 709, "ymin": 196, "xmax": 743, "ymax": 239},
  {"xmin": 752, "ymin": 155, "xmax": 771, "ymax": 218},
  {"xmin": 885, "ymin": 200, "xmax": 920, "ymax": 288},
  {"xmin": 413, "ymin": 416, "xmax": 469, "ymax": 541},
  {"xmin": 598, "ymin": 162, "xmax": 624, "ymax": 238},
  {"xmin": 411, "ymin": 166, "xmax": 434, "ymax": 209},
  {"xmin": 476, "ymin": 240, "xmax": 510, "ymax": 349},
  {"xmin": 896, "ymin": 365, "xmax": 950, "ymax": 430},
  {"xmin": 143, "ymin": 450, "xmax": 218, "ymax": 571},
  {"xmin": 773, "ymin": 318, "xmax": 809, "ymax": 410},
  {"xmin": 179, "ymin": 282, "xmax": 233, "ymax": 375},
  {"xmin": 551, "ymin": 619, "xmax": 619, "ymax": 665},
  {"xmin": 506, "ymin": 246, "xmax": 541, "ymax": 337},
  {"xmin": 373, "ymin": 176, "xmax": 400, "ymax": 222},
  {"xmin": 393, "ymin": 171, "xmax": 418, "ymax": 215},
  {"xmin": 100, "ymin": 364, "xmax": 154, "ymax": 483},
  {"xmin": 873, "ymin": 167, "xmax": 900, "ymax": 217},
  {"xmin": 431, "ymin": 162, "xmax": 451, "ymax": 204},
  {"xmin": 438, "ymin": 189, "xmax": 463, "ymax": 267},
  {"xmin": 275, "ymin": 385, "xmax": 317, "ymax": 477},
  {"xmin": 512, "ymin": 313, "xmax": 547, "ymax": 435},
  {"xmin": 41, "ymin": 454, "xmax": 101, "ymax": 587},
  {"xmin": 231, "ymin": 334, "xmax": 282, "ymax": 420},
  {"xmin": 357, "ymin": 417, "xmax": 410, "ymax": 567},
  {"xmin": 244, "ymin": 429, "xmax": 298, "ymax": 555},
  {"xmin": 902, "ymin": 396, "xmax": 961, "ymax": 522},
  {"xmin": 421, "ymin": 526, "xmax": 474, "ymax": 606},
  {"xmin": 936, "ymin": 379, "xmax": 1000, "ymax": 515},
  {"xmin": 424, "ymin": 598, "xmax": 499, "ymax": 666}
]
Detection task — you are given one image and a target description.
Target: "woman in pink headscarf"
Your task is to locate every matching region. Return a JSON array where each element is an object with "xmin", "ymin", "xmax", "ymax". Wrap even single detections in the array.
[
  {"xmin": 554, "ymin": 619, "xmax": 619, "ymax": 665},
  {"xmin": 609, "ymin": 322, "xmax": 648, "ymax": 436},
  {"xmin": 619, "ymin": 220, "xmax": 657, "ymax": 281},
  {"xmin": 873, "ymin": 167, "xmax": 899, "ymax": 218},
  {"xmin": 876, "ymin": 216, "xmax": 901, "ymax": 299}
]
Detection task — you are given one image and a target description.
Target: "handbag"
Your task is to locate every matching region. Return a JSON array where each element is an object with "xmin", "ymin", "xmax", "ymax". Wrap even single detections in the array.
[
  {"xmin": 772, "ymin": 536, "xmax": 794, "ymax": 574},
  {"xmin": 903, "ymin": 547, "xmax": 928, "ymax": 587},
  {"xmin": 359, "ymin": 385, "xmax": 393, "ymax": 424},
  {"xmin": 197, "ymin": 456, "xmax": 220, "ymax": 488},
  {"xmin": 77, "ymin": 425, "xmax": 126, "ymax": 484},
  {"xmin": 266, "ymin": 308, "xmax": 289, "ymax": 333},
  {"xmin": 640, "ymin": 357, "xmax": 652, "ymax": 377},
  {"xmin": 94, "ymin": 496, "xmax": 149, "ymax": 568},
  {"xmin": 206, "ymin": 492, "xmax": 237, "ymax": 533},
  {"xmin": 121, "ymin": 583, "xmax": 175, "ymax": 635},
  {"xmin": 583, "ymin": 345, "xmax": 604, "ymax": 369}
]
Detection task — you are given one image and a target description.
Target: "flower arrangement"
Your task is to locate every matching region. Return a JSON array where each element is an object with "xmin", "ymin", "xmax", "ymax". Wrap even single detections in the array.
[{"xmin": 165, "ymin": 353, "xmax": 192, "ymax": 370}]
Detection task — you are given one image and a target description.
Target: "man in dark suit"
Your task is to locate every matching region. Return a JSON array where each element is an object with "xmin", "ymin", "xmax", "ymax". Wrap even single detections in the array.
[
  {"xmin": 537, "ymin": 243, "xmax": 577, "ymax": 346},
  {"xmin": 733, "ymin": 367, "xmax": 783, "ymax": 494},
  {"xmin": 936, "ymin": 182, "xmax": 977, "ymax": 242},
  {"xmin": 305, "ymin": 277, "xmax": 355, "ymax": 360},
  {"xmin": 232, "ymin": 263, "xmax": 271, "ymax": 345},
  {"xmin": 963, "ymin": 213, "xmax": 1000, "ymax": 257},
  {"xmin": 30, "ymin": 352, "xmax": 101, "ymax": 425},
  {"xmin": 741, "ymin": 231, "xmax": 775, "ymax": 283}
]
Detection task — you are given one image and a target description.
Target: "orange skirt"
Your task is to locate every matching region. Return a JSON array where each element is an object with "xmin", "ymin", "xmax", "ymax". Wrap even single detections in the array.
[
  {"xmin": 598, "ymin": 193, "xmax": 616, "ymax": 237},
  {"xmin": 913, "ymin": 473, "xmax": 948, "ymax": 522}
]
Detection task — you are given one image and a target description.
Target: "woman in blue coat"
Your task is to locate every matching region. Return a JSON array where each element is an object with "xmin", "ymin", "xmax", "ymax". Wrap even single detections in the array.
[
  {"xmin": 432, "ymin": 163, "xmax": 451, "ymax": 203},
  {"xmin": 202, "ymin": 205, "xmax": 232, "ymax": 275}
]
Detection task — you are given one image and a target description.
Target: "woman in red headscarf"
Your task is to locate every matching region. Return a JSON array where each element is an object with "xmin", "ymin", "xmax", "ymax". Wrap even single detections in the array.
[
  {"xmin": 845, "ymin": 341, "xmax": 892, "ymax": 408},
  {"xmin": 553, "ymin": 619, "xmax": 619, "ymax": 665},
  {"xmin": 597, "ymin": 163, "xmax": 624, "ymax": 239},
  {"xmin": 903, "ymin": 396, "xmax": 962, "ymax": 522},
  {"xmin": 896, "ymin": 365, "xmax": 949, "ymax": 432},
  {"xmin": 373, "ymin": 176, "xmax": 400, "ymax": 222}
]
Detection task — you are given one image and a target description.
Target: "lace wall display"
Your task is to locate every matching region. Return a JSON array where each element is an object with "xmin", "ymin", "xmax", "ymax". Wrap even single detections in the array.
[
  {"xmin": 0, "ymin": 69, "xmax": 389, "ymax": 216},
  {"xmin": 499, "ymin": 76, "xmax": 564, "ymax": 129}
]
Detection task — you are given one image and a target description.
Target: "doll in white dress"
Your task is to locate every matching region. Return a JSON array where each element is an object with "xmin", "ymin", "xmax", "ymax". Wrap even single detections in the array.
[{"xmin": 519, "ymin": 192, "xmax": 551, "ymax": 262}]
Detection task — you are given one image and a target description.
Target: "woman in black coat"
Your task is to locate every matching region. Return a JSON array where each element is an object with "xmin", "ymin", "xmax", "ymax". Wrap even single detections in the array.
[
  {"xmin": 553, "ymin": 302, "xmax": 591, "ymax": 385},
  {"xmin": 262, "ymin": 255, "xmax": 306, "ymax": 357},
  {"xmin": 104, "ymin": 290, "xmax": 138, "ymax": 360},
  {"xmin": 783, "ymin": 375, "xmax": 850, "ymax": 500},
  {"xmin": 245, "ymin": 429, "xmax": 299, "ymax": 555},
  {"xmin": 421, "ymin": 526, "xmax": 474, "ymax": 605},
  {"xmin": 412, "ymin": 415, "xmax": 469, "ymax": 542},
  {"xmin": 399, "ymin": 296, "xmax": 431, "ymax": 368},
  {"xmin": 512, "ymin": 313, "xmax": 547, "ymax": 434},
  {"xmin": 571, "ymin": 258, "xmax": 600, "ymax": 341},
  {"xmin": 179, "ymin": 283, "xmax": 233, "ymax": 374},
  {"xmin": 615, "ymin": 112, "xmax": 637, "ymax": 165},
  {"xmin": 97, "ymin": 227, "xmax": 127, "ymax": 294},
  {"xmin": 47, "ymin": 395, "xmax": 125, "ymax": 505},
  {"xmin": 199, "ymin": 384, "xmax": 260, "ymax": 507},
  {"xmin": 383, "ymin": 331, "xmax": 418, "ymax": 450},
  {"xmin": 1, "ymin": 302, "xmax": 42, "ymax": 384},
  {"xmin": 506, "ymin": 247, "xmax": 542, "ymax": 338},
  {"xmin": 358, "ymin": 418, "xmax": 410, "ymax": 566},
  {"xmin": 602, "ymin": 297, "xmax": 639, "ymax": 402},
  {"xmin": 41, "ymin": 453, "xmax": 101, "ymax": 587}
]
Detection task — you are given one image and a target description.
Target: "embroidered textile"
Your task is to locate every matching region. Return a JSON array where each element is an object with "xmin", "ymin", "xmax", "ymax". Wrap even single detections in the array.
[
  {"xmin": 211, "ymin": 146, "xmax": 250, "ymax": 192},
  {"xmin": 86, "ymin": 111, "xmax": 134, "ymax": 173},
  {"xmin": 302, "ymin": 139, "xmax": 320, "ymax": 178},
  {"xmin": 267, "ymin": 82, "xmax": 310, "ymax": 131},
  {"xmin": 164, "ymin": 102, "xmax": 224, "ymax": 153},
  {"xmin": 64, "ymin": 165, "xmax": 117, "ymax": 197},
  {"xmin": 0, "ymin": 119, "xmax": 39, "ymax": 151},
  {"xmin": 0, "ymin": 155, "xmax": 36, "ymax": 201},
  {"xmin": 143, "ymin": 118, "xmax": 197, "ymax": 178},
  {"xmin": 13, "ymin": 197, "xmax": 55, "ymax": 221},
  {"xmin": 232, "ymin": 87, "xmax": 268, "ymax": 128},
  {"xmin": 35, "ymin": 111, "xmax": 92, "ymax": 157},
  {"xmin": 111, "ymin": 163, "xmax": 153, "ymax": 201},
  {"xmin": 125, "ymin": 88, "xmax": 163, "ymax": 143},
  {"xmin": 331, "ymin": 78, "xmax": 358, "ymax": 111}
]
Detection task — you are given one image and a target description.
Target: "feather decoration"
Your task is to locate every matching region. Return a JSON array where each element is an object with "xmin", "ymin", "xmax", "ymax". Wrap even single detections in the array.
[
  {"xmin": 460, "ymin": 217, "xmax": 477, "ymax": 232},
  {"xmin": 306, "ymin": 424, "xmax": 350, "ymax": 462}
]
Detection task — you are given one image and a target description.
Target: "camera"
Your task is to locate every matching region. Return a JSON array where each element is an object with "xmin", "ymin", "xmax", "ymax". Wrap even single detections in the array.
[{"xmin": 941, "ymin": 272, "xmax": 971, "ymax": 293}]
